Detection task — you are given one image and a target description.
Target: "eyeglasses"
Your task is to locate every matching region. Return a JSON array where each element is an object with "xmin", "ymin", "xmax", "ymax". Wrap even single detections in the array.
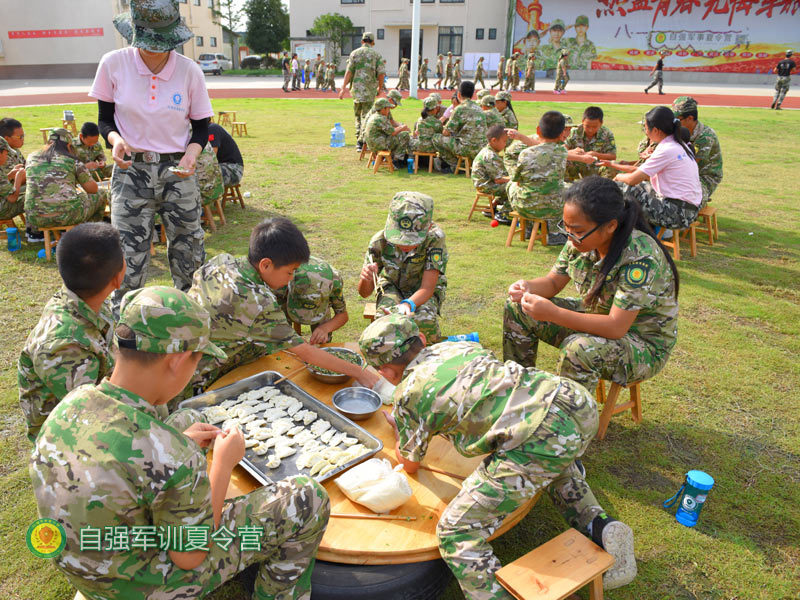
[
  {"xmin": 556, "ymin": 219, "xmax": 603, "ymax": 243},
  {"xmin": 10, "ymin": 133, "xmax": 24, "ymax": 139}
]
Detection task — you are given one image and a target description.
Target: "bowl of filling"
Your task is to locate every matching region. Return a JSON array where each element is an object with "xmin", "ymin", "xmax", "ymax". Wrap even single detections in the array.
[
  {"xmin": 332, "ymin": 386, "xmax": 382, "ymax": 421},
  {"xmin": 307, "ymin": 347, "xmax": 365, "ymax": 384}
]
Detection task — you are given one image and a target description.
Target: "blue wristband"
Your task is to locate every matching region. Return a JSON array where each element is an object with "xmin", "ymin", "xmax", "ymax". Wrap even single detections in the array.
[{"xmin": 400, "ymin": 299, "xmax": 417, "ymax": 313}]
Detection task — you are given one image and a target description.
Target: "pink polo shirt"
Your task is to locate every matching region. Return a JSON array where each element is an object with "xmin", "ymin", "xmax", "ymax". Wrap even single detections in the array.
[
  {"xmin": 90, "ymin": 47, "xmax": 214, "ymax": 154},
  {"xmin": 639, "ymin": 135, "xmax": 702, "ymax": 206}
]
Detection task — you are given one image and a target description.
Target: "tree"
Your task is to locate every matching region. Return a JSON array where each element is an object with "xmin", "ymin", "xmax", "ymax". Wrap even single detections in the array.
[
  {"xmin": 245, "ymin": 0, "xmax": 289, "ymax": 55},
  {"xmin": 310, "ymin": 13, "xmax": 355, "ymax": 65},
  {"xmin": 213, "ymin": 0, "xmax": 245, "ymax": 68}
]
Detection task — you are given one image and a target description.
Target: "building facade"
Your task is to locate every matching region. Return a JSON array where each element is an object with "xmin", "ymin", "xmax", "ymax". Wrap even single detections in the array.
[{"xmin": 0, "ymin": 0, "xmax": 224, "ymax": 78}]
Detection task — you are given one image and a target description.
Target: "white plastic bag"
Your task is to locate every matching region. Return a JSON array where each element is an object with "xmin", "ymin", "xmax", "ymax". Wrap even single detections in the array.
[{"xmin": 334, "ymin": 458, "xmax": 413, "ymax": 513}]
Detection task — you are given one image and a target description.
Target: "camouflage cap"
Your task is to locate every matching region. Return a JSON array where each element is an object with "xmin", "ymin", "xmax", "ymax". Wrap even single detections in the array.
[
  {"xmin": 476, "ymin": 89, "xmax": 491, "ymax": 100},
  {"xmin": 423, "ymin": 96, "xmax": 438, "ymax": 110},
  {"xmin": 550, "ymin": 18, "xmax": 566, "ymax": 31},
  {"xmin": 563, "ymin": 114, "xmax": 575, "ymax": 126},
  {"xmin": 49, "ymin": 128, "xmax": 74, "ymax": 146},
  {"xmin": 359, "ymin": 314, "xmax": 420, "ymax": 368},
  {"xmin": 113, "ymin": 0, "xmax": 194, "ymax": 53},
  {"xmin": 429, "ymin": 92, "xmax": 442, "ymax": 103},
  {"xmin": 387, "ymin": 89, "xmax": 403, "ymax": 106},
  {"xmin": 500, "ymin": 55, "xmax": 505, "ymax": 59},
  {"xmin": 561, "ymin": 49, "xmax": 570, "ymax": 56},
  {"xmin": 373, "ymin": 97, "xmax": 393, "ymax": 111},
  {"xmin": 287, "ymin": 257, "xmax": 340, "ymax": 325},
  {"xmin": 118, "ymin": 286, "xmax": 227, "ymax": 359},
  {"xmin": 496, "ymin": 90, "xmax": 512, "ymax": 102},
  {"xmin": 672, "ymin": 96, "xmax": 698, "ymax": 116},
  {"xmin": 384, "ymin": 191, "xmax": 433, "ymax": 246},
  {"xmin": 447, "ymin": 51, "xmax": 453, "ymax": 55},
  {"xmin": 438, "ymin": 54, "xmax": 443, "ymax": 58},
  {"xmin": 480, "ymin": 94, "xmax": 496, "ymax": 107},
  {"xmin": 575, "ymin": 15, "xmax": 590, "ymax": 26},
  {"xmin": 362, "ymin": 31, "xmax": 375, "ymax": 42}
]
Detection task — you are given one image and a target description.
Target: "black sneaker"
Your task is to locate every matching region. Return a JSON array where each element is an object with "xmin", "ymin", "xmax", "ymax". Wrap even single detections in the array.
[
  {"xmin": 439, "ymin": 163, "xmax": 453, "ymax": 174},
  {"xmin": 26, "ymin": 228, "xmax": 44, "ymax": 243},
  {"xmin": 591, "ymin": 516, "xmax": 637, "ymax": 590},
  {"xmin": 770, "ymin": 100, "xmax": 777, "ymax": 109},
  {"xmin": 481, "ymin": 210, "xmax": 494, "ymax": 219},
  {"xmin": 495, "ymin": 215, "xmax": 512, "ymax": 226},
  {"xmin": 547, "ymin": 232, "xmax": 568, "ymax": 246},
  {"xmin": 644, "ymin": 88, "xmax": 648, "ymax": 94},
  {"xmin": 356, "ymin": 142, "xmax": 364, "ymax": 152},
  {"xmin": 392, "ymin": 158, "xmax": 407, "ymax": 170}
]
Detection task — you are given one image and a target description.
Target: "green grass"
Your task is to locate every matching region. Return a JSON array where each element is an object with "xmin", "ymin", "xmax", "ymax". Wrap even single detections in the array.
[{"xmin": 1, "ymin": 98, "xmax": 798, "ymax": 600}]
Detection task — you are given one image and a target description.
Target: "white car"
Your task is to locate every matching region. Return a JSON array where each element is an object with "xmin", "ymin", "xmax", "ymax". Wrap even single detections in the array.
[{"xmin": 198, "ymin": 53, "xmax": 232, "ymax": 75}]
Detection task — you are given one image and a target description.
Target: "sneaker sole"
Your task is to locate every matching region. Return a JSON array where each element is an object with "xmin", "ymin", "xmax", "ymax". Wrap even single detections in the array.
[{"xmin": 601, "ymin": 521, "xmax": 637, "ymax": 590}]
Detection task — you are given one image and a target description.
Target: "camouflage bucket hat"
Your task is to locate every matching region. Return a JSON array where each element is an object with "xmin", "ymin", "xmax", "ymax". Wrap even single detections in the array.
[
  {"xmin": 388, "ymin": 89, "xmax": 403, "ymax": 106},
  {"xmin": 496, "ymin": 90, "xmax": 512, "ymax": 102},
  {"xmin": 114, "ymin": 0, "xmax": 194, "ymax": 53},
  {"xmin": 550, "ymin": 19, "xmax": 566, "ymax": 31},
  {"xmin": 359, "ymin": 314, "xmax": 420, "ymax": 368},
  {"xmin": 575, "ymin": 15, "xmax": 590, "ymax": 26},
  {"xmin": 49, "ymin": 128, "xmax": 74, "ymax": 146},
  {"xmin": 287, "ymin": 257, "xmax": 338, "ymax": 325},
  {"xmin": 423, "ymin": 96, "xmax": 438, "ymax": 110},
  {"xmin": 672, "ymin": 96, "xmax": 698, "ymax": 117},
  {"xmin": 480, "ymin": 94, "xmax": 496, "ymax": 107},
  {"xmin": 362, "ymin": 31, "xmax": 374, "ymax": 42},
  {"xmin": 373, "ymin": 97, "xmax": 393, "ymax": 111},
  {"xmin": 384, "ymin": 191, "xmax": 433, "ymax": 246},
  {"xmin": 118, "ymin": 286, "xmax": 227, "ymax": 360}
]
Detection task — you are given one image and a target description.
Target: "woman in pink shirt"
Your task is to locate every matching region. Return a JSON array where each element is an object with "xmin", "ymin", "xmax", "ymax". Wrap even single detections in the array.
[
  {"xmin": 90, "ymin": 0, "xmax": 214, "ymax": 311},
  {"xmin": 608, "ymin": 106, "xmax": 701, "ymax": 231}
]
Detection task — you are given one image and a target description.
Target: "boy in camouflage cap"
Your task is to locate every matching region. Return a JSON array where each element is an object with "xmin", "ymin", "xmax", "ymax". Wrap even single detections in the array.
[
  {"xmin": 18, "ymin": 223, "xmax": 123, "ymax": 442},
  {"xmin": 471, "ymin": 124, "xmax": 512, "ymax": 223},
  {"xmin": 359, "ymin": 192, "xmax": 447, "ymax": 342},
  {"xmin": 30, "ymin": 285, "xmax": 331, "ymax": 600},
  {"xmin": 364, "ymin": 97, "xmax": 411, "ymax": 167},
  {"xmin": 283, "ymin": 256, "xmax": 348, "ymax": 345},
  {"xmin": 672, "ymin": 96, "xmax": 723, "ymax": 207},
  {"xmin": 479, "ymin": 94, "xmax": 506, "ymax": 130},
  {"xmin": 73, "ymin": 122, "xmax": 113, "ymax": 180},
  {"xmin": 411, "ymin": 96, "xmax": 444, "ymax": 157},
  {"xmin": 0, "ymin": 136, "xmax": 25, "ymax": 221},
  {"xmin": 359, "ymin": 314, "xmax": 637, "ymax": 598}
]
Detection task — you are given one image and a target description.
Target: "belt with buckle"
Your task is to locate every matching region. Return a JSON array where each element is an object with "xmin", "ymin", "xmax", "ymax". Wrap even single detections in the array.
[{"xmin": 131, "ymin": 151, "xmax": 184, "ymax": 164}]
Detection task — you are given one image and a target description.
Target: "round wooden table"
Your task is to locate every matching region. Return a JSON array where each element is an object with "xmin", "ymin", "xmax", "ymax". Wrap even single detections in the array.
[{"xmin": 209, "ymin": 343, "xmax": 539, "ymax": 565}]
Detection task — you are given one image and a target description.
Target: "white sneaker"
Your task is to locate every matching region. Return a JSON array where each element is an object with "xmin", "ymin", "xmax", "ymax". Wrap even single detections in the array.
[
  {"xmin": 599, "ymin": 520, "xmax": 637, "ymax": 590},
  {"xmin": 661, "ymin": 229, "xmax": 674, "ymax": 240}
]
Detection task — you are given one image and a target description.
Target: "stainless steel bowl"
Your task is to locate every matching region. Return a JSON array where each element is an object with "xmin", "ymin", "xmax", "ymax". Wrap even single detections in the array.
[
  {"xmin": 332, "ymin": 387, "xmax": 382, "ymax": 421},
  {"xmin": 307, "ymin": 347, "xmax": 365, "ymax": 384}
]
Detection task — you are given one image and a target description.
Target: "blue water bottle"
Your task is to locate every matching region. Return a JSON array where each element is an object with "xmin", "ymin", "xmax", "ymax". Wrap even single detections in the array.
[
  {"xmin": 407, "ymin": 157, "xmax": 414, "ymax": 173},
  {"xmin": 330, "ymin": 123, "xmax": 345, "ymax": 148},
  {"xmin": 6, "ymin": 227, "xmax": 21, "ymax": 252},
  {"xmin": 446, "ymin": 332, "xmax": 480, "ymax": 342},
  {"xmin": 663, "ymin": 470, "xmax": 714, "ymax": 527}
]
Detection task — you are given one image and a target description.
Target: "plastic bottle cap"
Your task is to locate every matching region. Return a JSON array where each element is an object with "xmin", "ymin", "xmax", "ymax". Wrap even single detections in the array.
[
  {"xmin": 7, "ymin": 227, "xmax": 17, "ymax": 233},
  {"xmin": 687, "ymin": 470, "xmax": 714, "ymax": 491}
]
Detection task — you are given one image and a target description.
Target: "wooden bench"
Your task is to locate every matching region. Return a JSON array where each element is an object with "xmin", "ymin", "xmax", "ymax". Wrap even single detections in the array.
[
  {"xmin": 454, "ymin": 155, "xmax": 471, "ymax": 178},
  {"xmin": 231, "ymin": 122, "xmax": 248, "ymax": 137},
  {"xmin": 62, "ymin": 120, "xmax": 78, "ymax": 136},
  {"xmin": 40, "ymin": 128, "xmax": 54, "ymax": 143},
  {"xmin": 506, "ymin": 212, "xmax": 548, "ymax": 251},
  {"xmin": 40, "ymin": 225, "xmax": 76, "ymax": 261},
  {"xmin": 222, "ymin": 184, "xmax": 245, "ymax": 210},
  {"xmin": 363, "ymin": 302, "xmax": 377, "ymax": 321},
  {"xmin": 496, "ymin": 528, "xmax": 615, "ymax": 600},
  {"xmin": 469, "ymin": 191, "xmax": 494, "ymax": 221},
  {"xmin": 595, "ymin": 379, "xmax": 643, "ymax": 441},
  {"xmin": 202, "ymin": 197, "xmax": 226, "ymax": 232},
  {"xmin": 657, "ymin": 225, "xmax": 696, "ymax": 261},
  {"xmin": 413, "ymin": 151, "xmax": 436, "ymax": 174},
  {"xmin": 371, "ymin": 151, "xmax": 394, "ymax": 174}
]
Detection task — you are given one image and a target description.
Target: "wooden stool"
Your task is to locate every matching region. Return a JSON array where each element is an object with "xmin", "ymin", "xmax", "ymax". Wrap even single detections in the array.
[
  {"xmin": 149, "ymin": 223, "xmax": 168, "ymax": 256},
  {"xmin": 469, "ymin": 192, "xmax": 494, "ymax": 221},
  {"xmin": 217, "ymin": 111, "xmax": 236, "ymax": 127},
  {"xmin": 595, "ymin": 379, "xmax": 643, "ymax": 441},
  {"xmin": 62, "ymin": 120, "xmax": 78, "ymax": 135},
  {"xmin": 413, "ymin": 151, "xmax": 436, "ymax": 174},
  {"xmin": 505, "ymin": 212, "xmax": 548, "ymax": 251},
  {"xmin": 372, "ymin": 151, "xmax": 394, "ymax": 174},
  {"xmin": 496, "ymin": 528, "xmax": 615, "ymax": 600},
  {"xmin": 40, "ymin": 128, "xmax": 54, "ymax": 143},
  {"xmin": 693, "ymin": 205, "xmax": 718, "ymax": 245},
  {"xmin": 363, "ymin": 302, "xmax": 377, "ymax": 321},
  {"xmin": 231, "ymin": 122, "xmax": 248, "ymax": 137},
  {"xmin": 0, "ymin": 215, "xmax": 24, "ymax": 235},
  {"xmin": 657, "ymin": 226, "xmax": 696, "ymax": 261},
  {"xmin": 202, "ymin": 205, "xmax": 218, "ymax": 232},
  {"xmin": 359, "ymin": 144, "xmax": 370, "ymax": 161},
  {"xmin": 222, "ymin": 184, "xmax": 245, "ymax": 209},
  {"xmin": 454, "ymin": 155, "xmax": 471, "ymax": 178},
  {"xmin": 40, "ymin": 225, "xmax": 76, "ymax": 261},
  {"xmin": 202, "ymin": 198, "xmax": 226, "ymax": 231}
]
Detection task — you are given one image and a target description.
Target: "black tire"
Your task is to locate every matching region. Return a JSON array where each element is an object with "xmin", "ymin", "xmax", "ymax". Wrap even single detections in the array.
[
  {"xmin": 216, "ymin": 69, "xmax": 221, "ymax": 76},
  {"xmin": 311, "ymin": 559, "xmax": 453, "ymax": 600}
]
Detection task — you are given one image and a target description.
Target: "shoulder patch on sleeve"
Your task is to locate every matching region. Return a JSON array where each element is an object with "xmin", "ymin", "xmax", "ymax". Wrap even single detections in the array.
[{"xmin": 621, "ymin": 260, "xmax": 651, "ymax": 288}]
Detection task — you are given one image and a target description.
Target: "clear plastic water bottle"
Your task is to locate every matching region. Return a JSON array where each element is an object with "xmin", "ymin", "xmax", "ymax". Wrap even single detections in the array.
[
  {"xmin": 330, "ymin": 123, "xmax": 345, "ymax": 148},
  {"xmin": 6, "ymin": 227, "xmax": 21, "ymax": 252},
  {"xmin": 446, "ymin": 332, "xmax": 480, "ymax": 343},
  {"xmin": 663, "ymin": 470, "xmax": 714, "ymax": 527}
]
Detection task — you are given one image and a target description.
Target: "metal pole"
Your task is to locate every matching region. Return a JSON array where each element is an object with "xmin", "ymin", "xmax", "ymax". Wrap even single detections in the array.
[{"xmin": 410, "ymin": 0, "xmax": 421, "ymax": 99}]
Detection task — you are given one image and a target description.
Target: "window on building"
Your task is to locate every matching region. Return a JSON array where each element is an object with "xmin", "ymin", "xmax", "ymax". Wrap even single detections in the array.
[
  {"xmin": 377, "ymin": 29, "xmax": 385, "ymax": 40},
  {"xmin": 488, "ymin": 28, "xmax": 497, "ymax": 40},
  {"xmin": 438, "ymin": 26, "xmax": 463, "ymax": 56},
  {"xmin": 179, "ymin": 0, "xmax": 186, "ymax": 3},
  {"xmin": 341, "ymin": 0, "xmax": 365, "ymax": 4},
  {"xmin": 196, "ymin": 36, "xmax": 204, "ymax": 46},
  {"xmin": 439, "ymin": 0, "xmax": 465, "ymax": 3},
  {"xmin": 210, "ymin": 37, "xmax": 217, "ymax": 47},
  {"xmin": 342, "ymin": 26, "xmax": 365, "ymax": 55},
  {"xmin": 476, "ymin": 28, "xmax": 484, "ymax": 40},
  {"xmin": 409, "ymin": 0, "xmax": 435, "ymax": 3},
  {"xmin": 193, "ymin": 0, "xmax": 200, "ymax": 5},
  {"xmin": 208, "ymin": 0, "xmax": 214, "ymax": 7}
]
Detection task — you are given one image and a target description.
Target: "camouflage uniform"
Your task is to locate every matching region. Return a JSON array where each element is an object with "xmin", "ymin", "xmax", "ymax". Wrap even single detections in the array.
[
  {"xmin": 512, "ymin": 54, "xmax": 522, "ymax": 89},
  {"xmin": 772, "ymin": 56, "xmax": 795, "ymax": 108},
  {"xmin": 564, "ymin": 124, "xmax": 617, "ymax": 182},
  {"xmin": 24, "ymin": 146, "xmax": 108, "ymax": 230},
  {"xmin": 524, "ymin": 52, "xmax": 536, "ymax": 91},
  {"xmin": 432, "ymin": 99, "xmax": 488, "ymax": 165},
  {"xmin": 475, "ymin": 58, "xmax": 486, "ymax": 88},
  {"xmin": 365, "ymin": 192, "xmax": 447, "ymax": 342},
  {"xmin": 346, "ymin": 40, "xmax": 385, "ymax": 143},
  {"xmin": 195, "ymin": 142, "xmax": 224, "ymax": 207},
  {"xmin": 506, "ymin": 142, "xmax": 568, "ymax": 227},
  {"xmin": 471, "ymin": 145, "xmax": 509, "ymax": 204},
  {"xmin": 219, "ymin": 162, "xmax": 244, "ymax": 187},
  {"xmin": 480, "ymin": 96, "xmax": 506, "ymax": 130},
  {"xmin": 73, "ymin": 137, "xmax": 114, "ymax": 180},
  {"xmin": 358, "ymin": 316, "xmax": 630, "ymax": 600},
  {"xmin": 672, "ymin": 97, "xmax": 723, "ymax": 207},
  {"xmin": 538, "ymin": 29, "xmax": 566, "ymax": 71},
  {"xmin": 304, "ymin": 60, "xmax": 312, "ymax": 89},
  {"xmin": 18, "ymin": 285, "xmax": 115, "ymax": 442},
  {"xmin": 444, "ymin": 54, "xmax": 454, "ymax": 89},
  {"xmin": 503, "ymin": 229, "xmax": 678, "ymax": 390},
  {"xmin": 30, "ymin": 286, "xmax": 329, "ymax": 600},
  {"xmin": 365, "ymin": 105, "xmax": 410, "ymax": 160},
  {"xmin": 496, "ymin": 92, "xmax": 518, "ymax": 129},
  {"xmin": 315, "ymin": 62, "xmax": 326, "ymax": 89},
  {"xmin": 504, "ymin": 55, "xmax": 515, "ymax": 91},
  {"xmin": 453, "ymin": 61, "xmax": 462, "ymax": 88},
  {"xmin": 435, "ymin": 56, "xmax": 444, "ymax": 88},
  {"xmin": 503, "ymin": 140, "xmax": 528, "ymax": 180},
  {"xmin": 411, "ymin": 100, "xmax": 444, "ymax": 154},
  {"xmin": 554, "ymin": 54, "xmax": 570, "ymax": 91},
  {"xmin": 187, "ymin": 253, "xmax": 305, "ymax": 392},
  {"xmin": 564, "ymin": 16, "xmax": 597, "ymax": 70},
  {"xmin": 622, "ymin": 181, "xmax": 699, "ymax": 229},
  {"xmin": 0, "ymin": 137, "xmax": 25, "ymax": 220},
  {"xmin": 398, "ymin": 59, "xmax": 410, "ymax": 90},
  {"xmin": 325, "ymin": 64, "xmax": 337, "ymax": 92},
  {"xmin": 491, "ymin": 56, "xmax": 505, "ymax": 89},
  {"xmin": 283, "ymin": 256, "xmax": 346, "ymax": 341},
  {"xmin": 419, "ymin": 61, "xmax": 429, "ymax": 88}
]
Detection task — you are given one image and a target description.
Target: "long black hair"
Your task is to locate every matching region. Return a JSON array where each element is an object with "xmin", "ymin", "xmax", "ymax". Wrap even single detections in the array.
[
  {"xmin": 645, "ymin": 106, "xmax": 695, "ymax": 161},
  {"xmin": 41, "ymin": 139, "xmax": 78, "ymax": 163},
  {"xmin": 563, "ymin": 176, "xmax": 680, "ymax": 307}
]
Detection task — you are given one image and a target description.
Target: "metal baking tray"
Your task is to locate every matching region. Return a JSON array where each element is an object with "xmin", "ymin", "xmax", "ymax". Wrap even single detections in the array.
[{"xmin": 179, "ymin": 371, "xmax": 383, "ymax": 486}]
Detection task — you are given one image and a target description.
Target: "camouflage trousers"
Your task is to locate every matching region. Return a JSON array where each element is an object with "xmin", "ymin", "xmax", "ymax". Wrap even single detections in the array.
[
  {"xmin": 523, "ymin": 72, "xmax": 535, "ymax": 92},
  {"xmin": 373, "ymin": 132, "xmax": 411, "ymax": 160},
  {"xmin": 354, "ymin": 100, "xmax": 375, "ymax": 143},
  {"xmin": 109, "ymin": 161, "xmax": 205, "ymax": 312},
  {"xmin": 316, "ymin": 74, "xmax": 325, "ymax": 89},
  {"xmin": 432, "ymin": 134, "xmax": 479, "ymax": 168},
  {"xmin": 377, "ymin": 283, "xmax": 443, "ymax": 343},
  {"xmin": 398, "ymin": 74, "xmax": 410, "ymax": 90},
  {"xmin": 438, "ymin": 386, "xmax": 602, "ymax": 600},
  {"xmin": 282, "ymin": 71, "xmax": 291, "ymax": 90},
  {"xmin": 506, "ymin": 183, "xmax": 564, "ymax": 223},
  {"xmin": 622, "ymin": 182, "xmax": 699, "ymax": 230},
  {"xmin": 644, "ymin": 71, "xmax": 663, "ymax": 93},
  {"xmin": 304, "ymin": 73, "xmax": 312, "ymax": 90},
  {"xmin": 490, "ymin": 74, "xmax": 504, "ymax": 89},
  {"xmin": 220, "ymin": 162, "xmax": 244, "ymax": 187},
  {"xmin": 774, "ymin": 76, "xmax": 791, "ymax": 107},
  {"xmin": 554, "ymin": 69, "xmax": 569, "ymax": 92},
  {"xmin": 419, "ymin": 73, "xmax": 428, "ymax": 88},
  {"xmin": 565, "ymin": 161, "xmax": 614, "ymax": 183},
  {"xmin": 503, "ymin": 296, "xmax": 670, "ymax": 390},
  {"xmin": 475, "ymin": 73, "xmax": 485, "ymax": 88},
  {"xmin": 292, "ymin": 71, "xmax": 301, "ymax": 90},
  {"xmin": 476, "ymin": 182, "xmax": 509, "ymax": 203},
  {"xmin": 0, "ymin": 197, "xmax": 24, "ymax": 220},
  {"xmin": 26, "ymin": 189, "xmax": 107, "ymax": 229},
  {"xmin": 326, "ymin": 76, "xmax": 337, "ymax": 92}
]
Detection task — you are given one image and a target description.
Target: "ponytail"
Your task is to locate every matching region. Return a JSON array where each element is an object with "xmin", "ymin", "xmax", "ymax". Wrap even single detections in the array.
[
  {"xmin": 645, "ymin": 106, "xmax": 695, "ymax": 162},
  {"xmin": 421, "ymin": 107, "xmax": 430, "ymax": 119},
  {"xmin": 563, "ymin": 176, "xmax": 680, "ymax": 308}
]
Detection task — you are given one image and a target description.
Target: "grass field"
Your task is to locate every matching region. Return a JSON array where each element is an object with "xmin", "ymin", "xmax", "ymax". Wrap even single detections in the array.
[{"xmin": 0, "ymin": 97, "xmax": 798, "ymax": 600}]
